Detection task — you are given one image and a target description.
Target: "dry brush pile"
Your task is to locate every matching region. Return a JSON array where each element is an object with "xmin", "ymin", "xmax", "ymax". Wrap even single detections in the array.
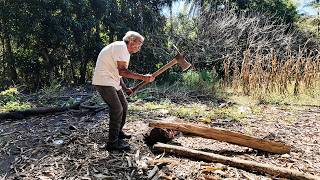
[
  {"xmin": 169, "ymin": 9, "xmax": 320, "ymax": 99},
  {"xmin": 171, "ymin": 10, "xmax": 317, "ymax": 67}
]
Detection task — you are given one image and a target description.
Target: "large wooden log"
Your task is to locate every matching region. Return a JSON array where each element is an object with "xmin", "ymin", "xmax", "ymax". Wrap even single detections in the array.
[
  {"xmin": 149, "ymin": 121, "xmax": 290, "ymax": 154},
  {"xmin": 154, "ymin": 143, "xmax": 320, "ymax": 180}
]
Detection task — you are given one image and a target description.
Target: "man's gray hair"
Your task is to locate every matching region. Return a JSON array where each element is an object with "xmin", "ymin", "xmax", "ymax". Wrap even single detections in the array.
[{"xmin": 122, "ymin": 31, "xmax": 144, "ymax": 42}]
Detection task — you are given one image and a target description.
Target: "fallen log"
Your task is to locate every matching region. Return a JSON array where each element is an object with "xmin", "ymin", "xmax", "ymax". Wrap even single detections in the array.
[
  {"xmin": 149, "ymin": 121, "xmax": 290, "ymax": 154},
  {"xmin": 153, "ymin": 143, "xmax": 320, "ymax": 180},
  {"xmin": 0, "ymin": 102, "xmax": 81, "ymax": 121}
]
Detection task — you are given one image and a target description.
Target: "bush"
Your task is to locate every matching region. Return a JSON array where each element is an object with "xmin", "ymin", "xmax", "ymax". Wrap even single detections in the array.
[
  {"xmin": 182, "ymin": 70, "xmax": 212, "ymax": 90},
  {"xmin": 0, "ymin": 88, "xmax": 19, "ymax": 104},
  {"xmin": 0, "ymin": 88, "xmax": 32, "ymax": 112},
  {"xmin": 2, "ymin": 101, "xmax": 32, "ymax": 112}
]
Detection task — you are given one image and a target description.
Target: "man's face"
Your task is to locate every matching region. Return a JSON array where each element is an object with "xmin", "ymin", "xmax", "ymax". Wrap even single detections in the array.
[{"xmin": 128, "ymin": 38, "xmax": 143, "ymax": 54}]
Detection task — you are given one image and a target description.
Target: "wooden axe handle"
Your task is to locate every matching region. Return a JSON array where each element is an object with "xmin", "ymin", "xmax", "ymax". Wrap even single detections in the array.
[{"xmin": 130, "ymin": 58, "xmax": 178, "ymax": 94}]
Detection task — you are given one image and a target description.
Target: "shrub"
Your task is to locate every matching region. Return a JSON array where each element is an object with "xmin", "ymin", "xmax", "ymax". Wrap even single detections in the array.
[{"xmin": 0, "ymin": 88, "xmax": 32, "ymax": 112}]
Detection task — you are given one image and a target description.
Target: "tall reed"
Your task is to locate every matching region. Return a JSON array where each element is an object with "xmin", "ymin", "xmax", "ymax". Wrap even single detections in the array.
[{"xmin": 222, "ymin": 49, "xmax": 320, "ymax": 97}]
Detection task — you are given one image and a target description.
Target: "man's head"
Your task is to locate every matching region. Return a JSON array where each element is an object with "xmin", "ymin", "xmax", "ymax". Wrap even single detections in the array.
[{"xmin": 123, "ymin": 31, "xmax": 144, "ymax": 54}]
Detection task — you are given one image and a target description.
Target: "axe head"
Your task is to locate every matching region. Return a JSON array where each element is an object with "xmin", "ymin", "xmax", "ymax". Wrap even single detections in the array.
[{"xmin": 175, "ymin": 53, "xmax": 191, "ymax": 71}]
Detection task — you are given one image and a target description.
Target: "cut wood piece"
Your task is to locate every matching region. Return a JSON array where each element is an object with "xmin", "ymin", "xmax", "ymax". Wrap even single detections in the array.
[
  {"xmin": 154, "ymin": 143, "xmax": 320, "ymax": 180},
  {"xmin": 149, "ymin": 121, "xmax": 290, "ymax": 154},
  {"xmin": 148, "ymin": 165, "xmax": 160, "ymax": 179}
]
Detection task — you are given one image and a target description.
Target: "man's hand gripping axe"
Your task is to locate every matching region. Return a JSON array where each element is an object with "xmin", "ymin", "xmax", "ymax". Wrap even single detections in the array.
[{"xmin": 128, "ymin": 45, "xmax": 191, "ymax": 95}]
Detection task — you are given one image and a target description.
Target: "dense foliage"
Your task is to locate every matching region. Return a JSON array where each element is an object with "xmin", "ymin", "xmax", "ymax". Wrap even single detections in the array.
[
  {"xmin": 1, "ymin": 0, "xmax": 317, "ymax": 91},
  {"xmin": 0, "ymin": 0, "xmax": 173, "ymax": 90},
  {"xmin": 187, "ymin": 0, "xmax": 298, "ymax": 23}
]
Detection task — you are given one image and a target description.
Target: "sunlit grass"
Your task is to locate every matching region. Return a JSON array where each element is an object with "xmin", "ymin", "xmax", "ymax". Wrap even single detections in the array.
[
  {"xmin": 227, "ymin": 82, "xmax": 320, "ymax": 107},
  {"xmin": 129, "ymin": 99, "xmax": 248, "ymax": 122},
  {"xmin": 0, "ymin": 101, "xmax": 32, "ymax": 112}
]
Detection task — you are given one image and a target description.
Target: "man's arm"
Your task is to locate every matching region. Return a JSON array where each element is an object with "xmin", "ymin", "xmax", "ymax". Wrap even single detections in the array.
[
  {"xmin": 120, "ymin": 78, "xmax": 127, "ymax": 89},
  {"xmin": 117, "ymin": 61, "xmax": 154, "ymax": 82},
  {"xmin": 120, "ymin": 78, "xmax": 133, "ymax": 95}
]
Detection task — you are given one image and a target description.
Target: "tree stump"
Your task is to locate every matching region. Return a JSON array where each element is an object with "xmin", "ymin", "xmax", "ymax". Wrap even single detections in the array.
[{"xmin": 144, "ymin": 128, "xmax": 179, "ymax": 146}]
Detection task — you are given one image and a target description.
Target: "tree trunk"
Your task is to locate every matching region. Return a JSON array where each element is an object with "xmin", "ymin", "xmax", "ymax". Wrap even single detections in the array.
[
  {"xmin": 35, "ymin": 69, "xmax": 41, "ymax": 90},
  {"xmin": 169, "ymin": 2, "xmax": 173, "ymax": 36},
  {"xmin": 1, "ymin": 4, "xmax": 17, "ymax": 84},
  {"xmin": 154, "ymin": 143, "xmax": 319, "ymax": 180},
  {"xmin": 40, "ymin": 48, "xmax": 54, "ymax": 83},
  {"xmin": 79, "ymin": 57, "xmax": 88, "ymax": 84},
  {"xmin": 4, "ymin": 33, "xmax": 17, "ymax": 83},
  {"xmin": 70, "ymin": 61, "xmax": 76, "ymax": 83},
  {"xmin": 1, "ymin": 32, "xmax": 5, "ymax": 81},
  {"xmin": 109, "ymin": 28, "xmax": 114, "ymax": 43},
  {"xmin": 149, "ymin": 121, "xmax": 290, "ymax": 154}
]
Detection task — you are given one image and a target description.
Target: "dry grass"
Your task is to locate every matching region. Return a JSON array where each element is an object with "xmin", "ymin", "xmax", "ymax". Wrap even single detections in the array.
[{"xmin": 221, "ymin": 48, "xmax": 320, "ymax": 102}]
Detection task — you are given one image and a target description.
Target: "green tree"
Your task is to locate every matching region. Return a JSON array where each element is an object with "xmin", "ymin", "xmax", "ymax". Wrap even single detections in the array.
[
  {"xmin": 309, "ymin": 0, "xmax": 320, "ymax": 34},
  {"xmin": 0, "ymin": 0, "xmax": 175, "ymax": 89},
  {"xmin": 186, "ymin": 0, "xmax": 298, "ymax": 24},
  {"xmin": 0, "ymin": 0, "xmax": 18, "ymax": 84}
]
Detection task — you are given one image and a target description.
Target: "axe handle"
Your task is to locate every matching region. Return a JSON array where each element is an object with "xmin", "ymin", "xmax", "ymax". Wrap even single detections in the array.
[
  {"xmin": 131, "ymin": 58, "xmax": 178, "ymax": 93},
  {"xmin": 152, "ymin": 58, "xmax": 178, "ymax": 77}
]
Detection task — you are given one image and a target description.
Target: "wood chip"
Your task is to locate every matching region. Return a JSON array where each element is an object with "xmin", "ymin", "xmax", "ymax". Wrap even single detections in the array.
[
  {"xmin": 148, "ymin": 166, "xmax": 159, "ymax": 179},
  {"xmin": 126, "ymin": 156, "xmax": 132, "ymax": 167}
]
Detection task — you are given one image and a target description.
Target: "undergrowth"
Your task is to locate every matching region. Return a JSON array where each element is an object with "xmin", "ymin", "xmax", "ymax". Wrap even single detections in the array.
[{"xmin": 0, "ymin": 88, "xmax": 32, "ymax": 112}]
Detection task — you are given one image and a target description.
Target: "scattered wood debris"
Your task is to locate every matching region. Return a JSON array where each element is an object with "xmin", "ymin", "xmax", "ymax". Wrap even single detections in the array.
[{"xmin": 1, "ymin": 104, "xmax": 320, "ymax": 179}]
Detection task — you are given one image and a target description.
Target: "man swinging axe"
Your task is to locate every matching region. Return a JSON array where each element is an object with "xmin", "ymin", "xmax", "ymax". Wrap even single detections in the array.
[{"xmin": 92, "ymin": 31, "xmax": 190, "ymax": 151}]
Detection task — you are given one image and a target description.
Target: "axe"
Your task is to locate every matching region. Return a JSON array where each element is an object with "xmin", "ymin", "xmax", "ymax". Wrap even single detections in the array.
[{"xmin": 129, "ymin": 46, "xmax": 191, "ymax": 95}]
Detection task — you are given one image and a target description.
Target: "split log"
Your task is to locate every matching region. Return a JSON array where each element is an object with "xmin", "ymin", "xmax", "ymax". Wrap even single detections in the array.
[
  {"xmin": 149, "ymin": 121, "xmax": 290, "ymax": 154},
  {"xmin": 154, "ymin": 143, "xmax": 320, "ymax": 180}
]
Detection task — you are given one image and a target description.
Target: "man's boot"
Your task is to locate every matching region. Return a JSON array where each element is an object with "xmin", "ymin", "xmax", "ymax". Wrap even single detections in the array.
[
  {"xmin": 119, "ymin": 131, "xmax": 132, "ymax": 139},
  {"xmin": 106, "ymin": 139, "xmax": 130, "ymax": 151}
]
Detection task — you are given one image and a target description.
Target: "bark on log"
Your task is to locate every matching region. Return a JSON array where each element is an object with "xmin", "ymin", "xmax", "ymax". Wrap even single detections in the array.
[
  {"xmin": 149, "ymin": 121, "xmax": 290, "ymax": 154},
  {"xmin": 154, "ymin": 143, "xmax": 320, "ymax": 180}
]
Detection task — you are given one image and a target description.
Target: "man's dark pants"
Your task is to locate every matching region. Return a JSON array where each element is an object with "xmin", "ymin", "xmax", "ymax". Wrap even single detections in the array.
[{"xmin": 94, "ymin": 85, "xmax": 128, "ymax": 143}]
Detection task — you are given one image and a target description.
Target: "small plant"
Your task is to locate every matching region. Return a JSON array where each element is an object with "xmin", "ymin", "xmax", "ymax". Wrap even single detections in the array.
[
  {"xmin": 0, "ymin": 87, "xmax": 19, "ymax": 103},
  {"xmin": 62, "ymin": 98, "xmax": 77, "ymax": 107},
  {"xmin": 40, "ymin": 80, "xmax": 63, "ymax": 97},
  {"xmin": 0, "ymin": 88, "xmax": 32, "ymax": 112},
  {"xmin": 182, "ymin": 70, "xmax": 212, "ymax": 92},
  {"xmin": 2, "ymin": 101, "xmax": 32, "ymax": 112},
  {"xmin": 182, "ymin": 70, "xmax": 201, "ymax": 89}
]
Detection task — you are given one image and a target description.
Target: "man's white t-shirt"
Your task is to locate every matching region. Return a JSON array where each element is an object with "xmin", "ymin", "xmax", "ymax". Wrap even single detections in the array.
[{"xmin": 92, "ymin": 41, "xmax": 130, "ymax": 90}]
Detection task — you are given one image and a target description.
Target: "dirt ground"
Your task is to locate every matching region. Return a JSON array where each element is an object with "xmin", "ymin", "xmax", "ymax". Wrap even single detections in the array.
[{"xmin": 0, "ymin": 102, "xmax": 320, "ymax": 179}]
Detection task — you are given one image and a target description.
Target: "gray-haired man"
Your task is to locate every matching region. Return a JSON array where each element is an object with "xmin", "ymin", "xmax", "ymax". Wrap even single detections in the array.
[{"xmin": 92, "ymin": 31, "xmax": 154, "ymax": 151}]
